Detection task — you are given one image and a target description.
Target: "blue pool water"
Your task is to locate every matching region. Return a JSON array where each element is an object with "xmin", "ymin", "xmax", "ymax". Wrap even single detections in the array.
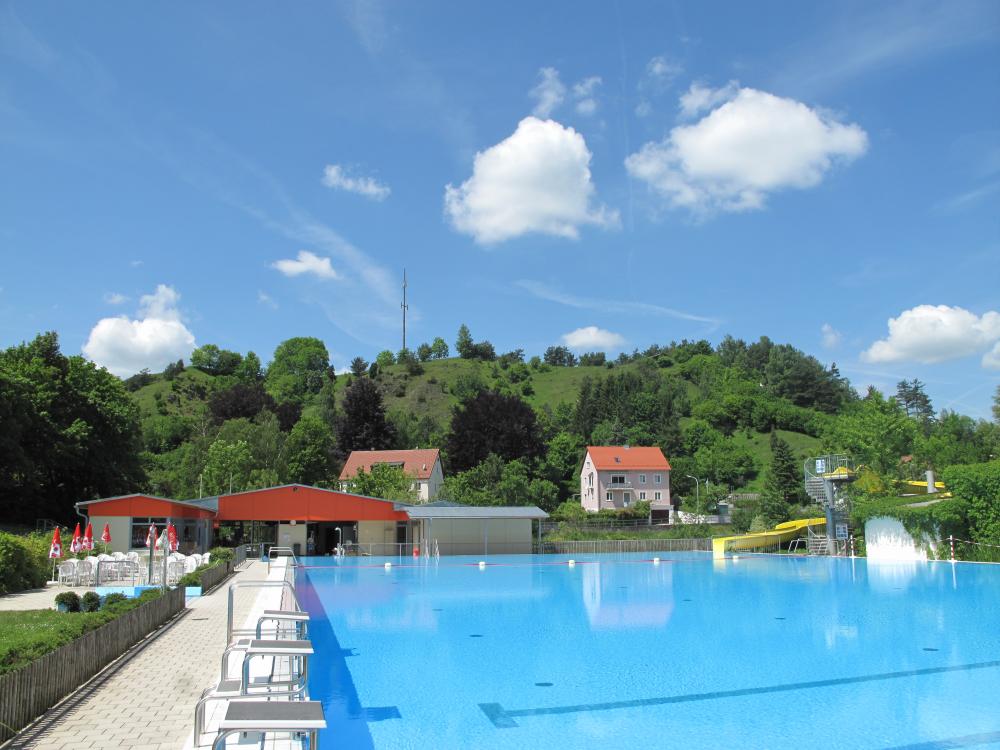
[{"xmin": 296, "ymin": 553, "xmax": 1000, "ymax": 749}]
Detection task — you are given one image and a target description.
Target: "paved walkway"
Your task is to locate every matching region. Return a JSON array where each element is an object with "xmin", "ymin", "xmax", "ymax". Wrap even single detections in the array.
[{"xmin": 6, "ymin": 562, "xmax": 271, "ymax": 750}]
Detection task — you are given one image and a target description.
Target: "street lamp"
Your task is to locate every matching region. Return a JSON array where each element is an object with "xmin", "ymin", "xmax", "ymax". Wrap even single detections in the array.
[{"xmin": 685, "ymin": 475, "xmax": 702, "ymax": 507}]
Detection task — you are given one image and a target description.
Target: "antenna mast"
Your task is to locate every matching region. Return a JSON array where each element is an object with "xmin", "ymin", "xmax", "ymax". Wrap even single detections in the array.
[{"xmin": 401, "ymin": 268, "xmax": 408, "ymax": 351}]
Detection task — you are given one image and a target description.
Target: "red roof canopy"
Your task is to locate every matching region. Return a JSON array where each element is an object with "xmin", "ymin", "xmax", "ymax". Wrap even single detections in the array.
[
  {"xmin": 586, "ymin": 446, "xmax": 671, "ymax": 471},
  {"xmin": 339, "ymin": 449, "xmax": 441, "ymax": 481}
]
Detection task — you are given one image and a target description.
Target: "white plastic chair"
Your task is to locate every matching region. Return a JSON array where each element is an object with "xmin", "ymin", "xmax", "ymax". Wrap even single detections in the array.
[
  {"xmin": 202, "ymin": 552, "xmax": 211, "ymax": 566},
  {"xmin": 183, "ymin": 557, "xmax": 199, "ymax": 574},
  {"xmin": 57, "ymin": 560, "xmax": 78, "ymax": 585},
  {"xmin": 189, "ymin": 553, "xmax": 203, "ymax": 567},
  {"xmin": 112, "ymin": 551, "xmax": 127, "ymax": 561}
]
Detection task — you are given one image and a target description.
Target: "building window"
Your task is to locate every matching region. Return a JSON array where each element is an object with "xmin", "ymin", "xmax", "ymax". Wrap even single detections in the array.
[
  {"xmin": 611, "ymin": 474, "xmax": 626, "ymax": 486},
  {"xmin": 588, "ymin": 473, "xmax": 594, "ymax": 487},
  {"xmin": 654, "ymin": 491, "xmax": 662, "ymax": 501},
  {"xmin": 623, "ymin": 492, "xmax": 631, "ymax": 507},
  {"xmin": 639, "ymin": 491, "xmax": 646, "ymax": 500},
  {"xmin": 606, "ymin": 491, "xmax": 612, "ymax": 501},
  {"xmin": 130, "ymin": 517, "xmax": 166, "ymax": 549},
  {"xmin": 654, "ymin": 474, "xmax": 662, "ymax": 484},
  {"xmin": 639, "ymin": 474, "xmax": 646, "ymax": 484}
]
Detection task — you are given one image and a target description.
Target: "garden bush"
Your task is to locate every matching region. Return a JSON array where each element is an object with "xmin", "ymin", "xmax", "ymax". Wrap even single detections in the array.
[
  {"xmin": 101, "ymin": 593, "xmax": 128, "ymax": 609},
  {"xmin": 177, "ymin": 565, "xmax": 209, "ymax": 588},
  {"xmin": 209, "ymin": 546, "xmax": 235, "ymax": 563},
  {"xmin": 54, "ymin": 591, "xmax": 81, "ymax": 612},
  {"xmin": 0, "ymin": 531, "xmax": 50, "ymax": 594},
  {"xmin": 80, "ymin": 592, "xmax": 101, "ymax": 612}
]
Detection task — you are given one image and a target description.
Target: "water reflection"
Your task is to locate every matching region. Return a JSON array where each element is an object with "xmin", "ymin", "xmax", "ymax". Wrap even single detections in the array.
[{"xmin": 582, "ymin": 560, "xmax": 674, "ymax": 630}]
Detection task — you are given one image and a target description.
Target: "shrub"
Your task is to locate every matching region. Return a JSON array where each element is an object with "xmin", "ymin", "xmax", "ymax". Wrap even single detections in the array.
[
  {"xmin": 101, "ymin": 593, "xmax": 128, "ymax": 609},
  {"xmin": 54, "ymin": 591, "xmax": 81, "ymax": 613},
  {"xmin": 137, "ymin": 588, "xmax": 162, "ymax": 603},
  {"xmin": 209, "ymin": 546, "xmax": 235, "ymax": 563},
  {"xmin": 177, "ymin": 565, "xmax": 208, "ymax": 588},
  {"xmin": 0, "ymin": 531, "xmax": 49, "ymax": 594},
  {"xmin": 81, "ymin": 592, "xmax": 101, "ymax": 612}
]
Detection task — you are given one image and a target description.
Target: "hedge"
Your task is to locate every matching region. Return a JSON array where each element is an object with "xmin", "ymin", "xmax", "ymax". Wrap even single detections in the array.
[{"xmin": 0, "ymin": 532, "xmax": 50, "ymax": 594}]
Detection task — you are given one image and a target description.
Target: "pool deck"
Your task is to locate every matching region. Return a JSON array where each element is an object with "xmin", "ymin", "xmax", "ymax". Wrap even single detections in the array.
[{"xmin": 3, "ymin": 562, "xmax": 271, "ymax": 750}]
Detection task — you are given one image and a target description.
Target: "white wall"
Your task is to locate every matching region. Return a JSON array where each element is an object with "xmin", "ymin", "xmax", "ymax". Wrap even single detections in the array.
[
  {"xmin": 422, "ymin": 518, "xmax": 532, "ymax": 555},
  {"xmin": 88, "ymin": 515, "xmax": 131, "ymax": 553},
  {"xmin": 358, "ymin": 521, "xmax": 396, "ymax": 546},
  {"xmin": 865, "ymin": 516, "xmax": 938, "ymax": 562},
  {"xmin": 277, "ymin": 523, "xmax": 308, "ymax": 554}
]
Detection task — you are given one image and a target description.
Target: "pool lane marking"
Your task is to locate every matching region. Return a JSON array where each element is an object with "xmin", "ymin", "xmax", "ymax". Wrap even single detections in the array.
[
  {"xmin": 297, "ymin": 558, "xmax": 682, "ymax": 571},
  {"xmin": 479, "ymin": 660, "xmax": 1000, "ymax": 729},
  {"xmin": 886, "ymin": 730, "xmax": 1000, "ymax": 749}
]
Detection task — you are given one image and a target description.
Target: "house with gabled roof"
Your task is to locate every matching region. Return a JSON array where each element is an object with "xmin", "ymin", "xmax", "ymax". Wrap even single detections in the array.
[
  {"xmin": 338, "ymin": 448, "xmax": 444, "ymax": 502},
  {"xmin": 580, "ymin": 445, "xmax": 672, "ymax": 513}
]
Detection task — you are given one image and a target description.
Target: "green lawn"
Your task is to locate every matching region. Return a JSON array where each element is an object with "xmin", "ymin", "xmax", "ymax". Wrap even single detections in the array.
[
  {"xmin": 0, "ymin": 609, "xmax": 114, "ymax": 675},
  {"xmin": 730, "ymin": 428, "xmax": 823, "ymax": 491},
  {"xmin": 545, "ymin": 524, "xmax": 736, "ymax": 542}
]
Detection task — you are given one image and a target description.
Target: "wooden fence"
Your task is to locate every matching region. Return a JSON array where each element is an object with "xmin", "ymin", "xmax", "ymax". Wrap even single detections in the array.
[
  {"xmin": 0, "ymin": 586, "xmax": 186, "ymax": 743},
  {"xmin": 199, "ymin": 560, "xmax": 233, "ymax": 594}
]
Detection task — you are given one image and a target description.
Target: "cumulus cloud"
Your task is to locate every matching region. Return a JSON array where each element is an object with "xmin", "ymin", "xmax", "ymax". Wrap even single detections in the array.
[
  {"xmin": 321, "ymin": 164, "xmax": 390, "ymax": 201},
  {"xmin": 561, "ymin": 326, "xmax": 627, "ymax": 351},
  {"xmin": 83, "ymin": 285, "xmax": 196, "ymax": 377},
  {"xmin": 861, "ymin": 304, "xmax": 1000, "ymax": 367},
  {"xmin": 572, "ymin": 76, "xmax": 602, "ymax": 116},
  {"xmin": 678, "ymin": 80, "xmax": 739, "ymax": 118},
  {"xmin": 821, "ymin": 323, "xmax": 842, "ymax": 349},
  {"xmin": 530, "ymin": 67, "xmax": 566, "ymax": 118},
  {"xmin": 271, "ymin": 250, "xmax": 341, "ymax": 280},
  {"xmin": 103, "ymin": 292, "xmax": 128, "ymax": 305},
  {"xmin": 635, "ymin": 56, "xmax": 682, "ymax": 116},
  {"xmin": 444, "ymin": 117, "xmax": 619, "ymax": 244},
  {"xmin": 625, "ymin": 86, "xmax": 868, "ymax": 215}
]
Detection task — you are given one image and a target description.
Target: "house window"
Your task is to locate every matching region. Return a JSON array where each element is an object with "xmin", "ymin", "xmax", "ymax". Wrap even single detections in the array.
[
  {"xmin": 130, "ymin": 517, "xmax": 166, "ymax": 549},
  {"xmin": 606, "ymin": 491, "xmax": 613, "ymax": 501},
  {"xmin": 611, "ymin": 474, "xmax": 626, "ymax": 486},
  {"xmin": 623, "ymin": 492, "xmax": 631, "ymax": 507},
  {"xmin": 639, "ymin": 474, "xmax": 646, "ymax": 484},
  {"xmin": 654, "ymin": 491, "xmax": 662, "ymax": 501},
  {"xmin": 588, "ymin": 473, "xmax": 594, "ymax": 487},
  {"xmin": 654, "ymin": 474, "xmax": 662, "ymax": 484},
  {"xmin": 639, "ymin": 491, "xmax": 646, "ymax": 500}
]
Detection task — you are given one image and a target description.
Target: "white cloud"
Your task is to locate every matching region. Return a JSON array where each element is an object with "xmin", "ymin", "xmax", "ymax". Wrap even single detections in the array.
[
  {"xmin": 82, "ymin": 285, "xmax": 196, "ymax": 377},
  {"xmin": 821, "ymin": 323, "xmax": 842, "ymax": 349},
  {"xmin": 626, "ymin": 86, "xmax": 868, "ymax": 215},
  {"xmin": 679, "ymin": 80, "xmax": 739, "ymax": 118},
  {"xmin": 561, "ymin": 326, "xmax": 626, "ymax": 351},
  {"xmin": 271, "ymin": 250, "xmax": 341, "ymax": 280},
  {"xmin": 635, "ymin": 56, "xmax": 683, "ymax": 116},
  {"xmin": 444, "ymin": 117, "xmax": 619, "ymax": 244},
  {"xmin": 321, "ymin": 164, "xmax": 390, "ymax": 201},
  {"xmin": 861, "ymin": 304, "xmax": 1000, "ymax": 366},
  {"xmin": 103, "ymin": 292, "xmax": 128, "ymax": 305},
  {"xmin": 983, "ymin": 341, "xmax": 1000, "ymax": 370},
  {"xmin": 572, "ymin": 76, "xmax": 602, "ymax": 116},
  {"xmin": 257, "ymin": 290, "xmax": 278, "ymax": 310},
  {"xmin": 530, "ymin": 67, "xmax": 566, "ymax": 118}
]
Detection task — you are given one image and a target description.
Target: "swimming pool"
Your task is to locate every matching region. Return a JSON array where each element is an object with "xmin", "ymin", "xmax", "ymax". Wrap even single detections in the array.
[{"xmin": 296, "ymin": 553, "xmax": 1000, "ymax": 749}]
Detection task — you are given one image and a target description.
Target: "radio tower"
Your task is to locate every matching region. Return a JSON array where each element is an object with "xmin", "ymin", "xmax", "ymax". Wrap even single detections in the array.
[{"xmin": 401, "ymin": 268, "xmax": 409, "ymax": 351}]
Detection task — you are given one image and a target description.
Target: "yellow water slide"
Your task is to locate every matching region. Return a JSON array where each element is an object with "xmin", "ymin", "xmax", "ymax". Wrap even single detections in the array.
[{"xmin": 712, "ymin": 518, "xmax": 827, "ymax": 559}]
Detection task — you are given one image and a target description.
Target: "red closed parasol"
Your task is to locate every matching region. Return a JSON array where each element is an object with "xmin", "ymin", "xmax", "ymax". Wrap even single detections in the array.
[
  {"xmin": 82, "ymin": 523, "xmax": 94, "ymax": 552},
  {"xmin": 70, "ymin": 523, "xmax": 82, "ymax": 554},
  {"xmin": 49, "ymin": 527, "xmax": 63, "ymax": 559}
]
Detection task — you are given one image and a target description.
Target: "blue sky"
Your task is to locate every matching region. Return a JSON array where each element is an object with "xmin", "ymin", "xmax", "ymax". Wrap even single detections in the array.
[{"xmin": 1, "ymin": 1, "xmax": 998, "ymax": 418}]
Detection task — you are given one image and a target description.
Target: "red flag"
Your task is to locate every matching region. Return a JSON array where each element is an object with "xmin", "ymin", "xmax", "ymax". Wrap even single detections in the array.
[
  {"xmin": 145, "ymin": 524, "xmax": 158, "ymax": 549},
  {"xmin": 82, "ymin": 523, "xmax": 94, "ymax": 552},
  {"xmin": 100, "ymin": 523, "xmax": 112, "ymax": 545},
  {"xmin": 70, "ymin": 523, "xmax": 82, "ymax": 553},
  {"xmin": 167, "ymin": 523, "xmax": 179, "ymax": 552},
  {"xmin": 49, "ymin": 527, "xmax": 63, "ymax": 559}
]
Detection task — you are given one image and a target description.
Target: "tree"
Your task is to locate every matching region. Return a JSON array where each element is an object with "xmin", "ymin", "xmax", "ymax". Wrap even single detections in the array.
[
  {"xmin": 208, "ymin": 383, "xmax": 276, "ymax": 424},
  {"xmin": 429, "ymin": 337, "xmax": 449, "ymax": 359},
  {"xmin": 993, "ymin": 385, "xmax": 1000, "ymax": 423},
  {"xmin": 768, "ymin": 431, "xmax": 803, "ymax": 503},
  {"xmin": 544, "ymin": 346, "xmax": 577, "ymax": 367},
  {"xmin": 265, "ymin": 337, "xmax": 332, "ymax": 404},
  {"xmin": 350, "ymin": 357, "xmax": 369, "ymax": 377},
  {"xmin": 346, "ymin": 463, "xmax": 417, "ymax": 501},
  {"xmin": 416, "ymin": 343, "xmax": 432, "ymax": 362},
  {"xmin": 336, "ymin": 377, "xmax": 395, "ymax": 457},
  {"xmin": 396, "ymin": 347, "xmax": 423, "ymax": 375},
  {"xmin": 235, "ymin": 351, "xmax": 264, "ymax": 383},
  {"xmin": 440, "ymin": 455, "xmax": 559, "ymax": 510},
  {"xmin": 896, "ymin": 379, "xmax": 934, "ymax": 426},
  {"xmin": 539, "ymin": 431, "xmax": 584, "ymax": 499},
  {"xmin": 456, "ymin": 324, "xmax": 474, "ymax": 359},
  {"xmin": 203, "ymin": 439, "xmax": 252, "ymax": 494},
  {"xmin": 446, "ymin": 391, "xmax": 544, "ymax": 472},
  {"xmin": 283, "ymin": 416, "xmax": 337, "ymax": 485},
  {"xmin": 190, "ymin": 344, "xmax": 244, "ymax": 376},
  {"xmin": 578, "ymin": 352, "xmax": 606, "ymax": 367},
  {"xmin": 0, "ymin": 332, "xmax": 145, "ymax": 523},
  {"xmin": 825, "ymin": 390, "xmax": 918, "ymax": 476},
  {"xmin": 375, "ymin": 350, "xmax": 395, "ymax": 368}
]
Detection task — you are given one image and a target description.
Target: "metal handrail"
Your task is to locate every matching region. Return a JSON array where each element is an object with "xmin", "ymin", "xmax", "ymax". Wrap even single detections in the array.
[
  {"xmin": 226, "ymin": 581, "xmax": 301, "ymax": 644},
  {"xmin": 266, "ymin": 546, "xmax": 298, "ymax": 574}
]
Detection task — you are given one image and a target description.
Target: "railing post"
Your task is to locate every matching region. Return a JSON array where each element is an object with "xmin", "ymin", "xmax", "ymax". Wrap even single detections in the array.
[{"xmin": 949, "ymin": 535, "xmax": 955, "ymax": 563}]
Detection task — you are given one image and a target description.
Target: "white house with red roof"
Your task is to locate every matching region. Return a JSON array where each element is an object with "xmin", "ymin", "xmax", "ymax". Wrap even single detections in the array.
[
  {"xmin": 339, "ymin": 448, "xmax": 444, "ymax": 502},
  {"xmin": 580, "ymin": 446, "xmax": 671, "ymax": 513}
]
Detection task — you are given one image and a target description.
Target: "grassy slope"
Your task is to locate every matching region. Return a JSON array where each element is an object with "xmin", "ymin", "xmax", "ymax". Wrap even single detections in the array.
[{"xmin": 133, "ymin": 359, "xmax": 821, "ymax": 481}]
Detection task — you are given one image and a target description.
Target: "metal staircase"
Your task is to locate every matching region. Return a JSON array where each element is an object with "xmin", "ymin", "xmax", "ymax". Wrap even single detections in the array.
[{"xmin": 803, "ymin": 455, "xmax": 856, "ymax": 555}]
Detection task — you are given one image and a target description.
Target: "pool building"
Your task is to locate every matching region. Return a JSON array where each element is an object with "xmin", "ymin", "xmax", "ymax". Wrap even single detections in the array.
[{"xmin": 76, "ymin": 484, "xmax": 547, "ymax": 556}]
